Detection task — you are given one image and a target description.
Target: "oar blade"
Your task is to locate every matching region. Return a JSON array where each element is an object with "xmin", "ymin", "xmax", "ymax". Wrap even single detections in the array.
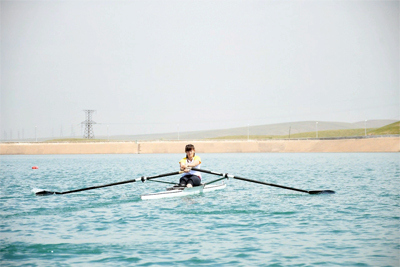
[
  {"xmin": 35, "ymin": 190, "xmax": 59, "ymax": 196},
  {"xmin": 308, "ymin": 190, "xmax": 335, "ymax": 195}
]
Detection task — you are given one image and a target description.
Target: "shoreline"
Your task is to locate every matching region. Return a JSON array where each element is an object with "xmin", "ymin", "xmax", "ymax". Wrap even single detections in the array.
[{"xmin": 0, "ymin": 137, "xmax": 398, "ymax": 154}]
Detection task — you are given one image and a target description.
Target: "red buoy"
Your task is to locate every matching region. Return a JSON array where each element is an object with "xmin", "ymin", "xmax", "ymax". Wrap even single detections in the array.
[{"xmin": 32, "ymin": 166, "xmax": 38, "ymax": 169}]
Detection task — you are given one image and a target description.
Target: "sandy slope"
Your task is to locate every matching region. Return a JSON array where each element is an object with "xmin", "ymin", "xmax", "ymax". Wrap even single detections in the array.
[{"xmin": 1, "ymin": 137, "xmax": 398, "ymax": 154}]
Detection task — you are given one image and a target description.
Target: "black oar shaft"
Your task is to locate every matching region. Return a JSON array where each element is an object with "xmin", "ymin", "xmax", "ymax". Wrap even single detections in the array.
[
  {"xmin": 36, "ymin": 171, "xmax": 182, "ymax": 196},
  {"xmin": 230, "ymin": 175, "xmax": 309, "ymax": 193},
  {"xmin": 59, "ymin": 178, "xmax": 139, "ymax": 195},
  {"xmin": 147, "ymin": 171, "xmax": 183, "ymax": 180},
  {"xmin": 192, "ymin": 168, "xmax": 334, "ymax": 194}
]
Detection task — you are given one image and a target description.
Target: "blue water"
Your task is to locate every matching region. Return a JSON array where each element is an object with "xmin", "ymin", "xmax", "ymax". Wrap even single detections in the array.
[{"xmin": 1, "ymin": 153, "xmax": 399, "ymax": 266}]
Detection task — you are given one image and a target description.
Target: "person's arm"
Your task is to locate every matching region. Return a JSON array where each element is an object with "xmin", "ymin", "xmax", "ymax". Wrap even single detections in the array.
[
  {"xmin": 179, "ymin": 161, "xmax": 187, "ymax": 171},
  {"xmin": 179, "ymin": 159, "xmax": 189, "ymax": 171},
  {"xmin": 186, "ymin": 156, "xmax": 201, "ymax": 168},
  {"xmin": 186, "ymin": 160, "xmax": 200, "ymax": 168}
]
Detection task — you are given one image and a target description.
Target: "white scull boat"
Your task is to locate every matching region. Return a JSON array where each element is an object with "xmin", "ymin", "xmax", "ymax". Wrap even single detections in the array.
[
  {"xmin": 35, "ymin": 167, "xmax": 334, "ymax": 198},
  {"xmin": 140, "ymin": 182, "xmax": 226, "ymax": 200}
]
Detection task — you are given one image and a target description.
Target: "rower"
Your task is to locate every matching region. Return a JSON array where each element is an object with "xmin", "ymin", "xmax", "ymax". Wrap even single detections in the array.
[{"xmin": 178, "ymin": 144, "xmax": 202, "ymax": 188}]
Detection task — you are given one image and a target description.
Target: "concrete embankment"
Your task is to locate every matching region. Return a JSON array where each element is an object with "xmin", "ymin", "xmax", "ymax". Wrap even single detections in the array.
[{"xmin": 0, "ymin": 137, "xmax": 398, "ymax": 155}]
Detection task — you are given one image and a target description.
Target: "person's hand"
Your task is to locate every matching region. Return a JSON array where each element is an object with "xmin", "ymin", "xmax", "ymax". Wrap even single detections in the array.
[{"xmin": 184, "ymin": 166, "xmax": 191, "ymax": 173}]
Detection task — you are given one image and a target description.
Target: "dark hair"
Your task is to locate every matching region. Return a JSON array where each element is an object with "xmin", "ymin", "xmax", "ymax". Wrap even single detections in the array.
[{"xmin": 185, "ymin": 144, "xmax": 195, "ymax": 152}]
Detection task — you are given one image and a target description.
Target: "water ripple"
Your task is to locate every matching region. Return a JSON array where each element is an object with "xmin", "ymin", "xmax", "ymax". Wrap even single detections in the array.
[{"xmin": 0, "ymin": 153, "xmax": 399, "ymax": 266}]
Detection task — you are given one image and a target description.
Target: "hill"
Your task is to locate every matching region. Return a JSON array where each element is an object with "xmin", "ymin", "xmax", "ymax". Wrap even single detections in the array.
[
  {"xmin": 107, "ymin": 119, "xmax": 397, "ymax": 141},
  {"xmin": 369, "ymin": 121, "xmax": 400, "ymax": 135},
  {"xmin": 212, "ymin": 121, "xmax": 399, "ymax": 140}
]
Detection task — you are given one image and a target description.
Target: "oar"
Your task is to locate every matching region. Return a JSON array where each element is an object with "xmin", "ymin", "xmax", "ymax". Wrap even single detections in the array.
[
  {"xmin": 192, "ymin": 168, "xmax": 335, "ymax": 194},
  {"xmin": 35, "ymin": 171, "xmax": 183, "ymax": 196}
]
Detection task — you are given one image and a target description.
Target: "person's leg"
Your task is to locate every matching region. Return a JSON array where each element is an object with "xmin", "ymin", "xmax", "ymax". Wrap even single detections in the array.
[
  {"xmin": 187, "ymin": 175, "xmax": 201, "ymax": 187},
  {"xmin": 179, "ymin": 176, "xmax": 189, "ymax": 186}
]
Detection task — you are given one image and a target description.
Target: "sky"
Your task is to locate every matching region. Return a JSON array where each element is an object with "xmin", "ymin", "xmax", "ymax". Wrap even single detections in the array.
[{"xmin": 1, "ymin": 0, "xmax": 399, "ymax": 139}]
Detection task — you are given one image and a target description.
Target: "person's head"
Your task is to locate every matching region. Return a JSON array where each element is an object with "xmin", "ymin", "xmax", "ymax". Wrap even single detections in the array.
[{"xmin": 185, "ymin": 144, "xmax": 195, "ymax": 158}]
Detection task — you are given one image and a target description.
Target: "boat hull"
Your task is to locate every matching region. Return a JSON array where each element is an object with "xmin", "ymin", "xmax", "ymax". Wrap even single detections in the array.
[{"xmin": 141, "ymin": 182, "xmax": 226, "ymax": 200}]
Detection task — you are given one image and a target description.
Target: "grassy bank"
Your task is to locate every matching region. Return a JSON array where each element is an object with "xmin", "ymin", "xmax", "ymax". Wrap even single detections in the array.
[
  {"xmin": 44, "ymin": 138, "xmax": 110, "ymax": 143},
  {"xmin": 370, "ymin": 121, "xmax": 400, "ymax": 135},
  {"xmin": 41, "ymin": 122, "xmax": 399, "ymax": 142},
  {"xmin": 211, "ymin": 121, "xmax": 399, "ymax": 140}
]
